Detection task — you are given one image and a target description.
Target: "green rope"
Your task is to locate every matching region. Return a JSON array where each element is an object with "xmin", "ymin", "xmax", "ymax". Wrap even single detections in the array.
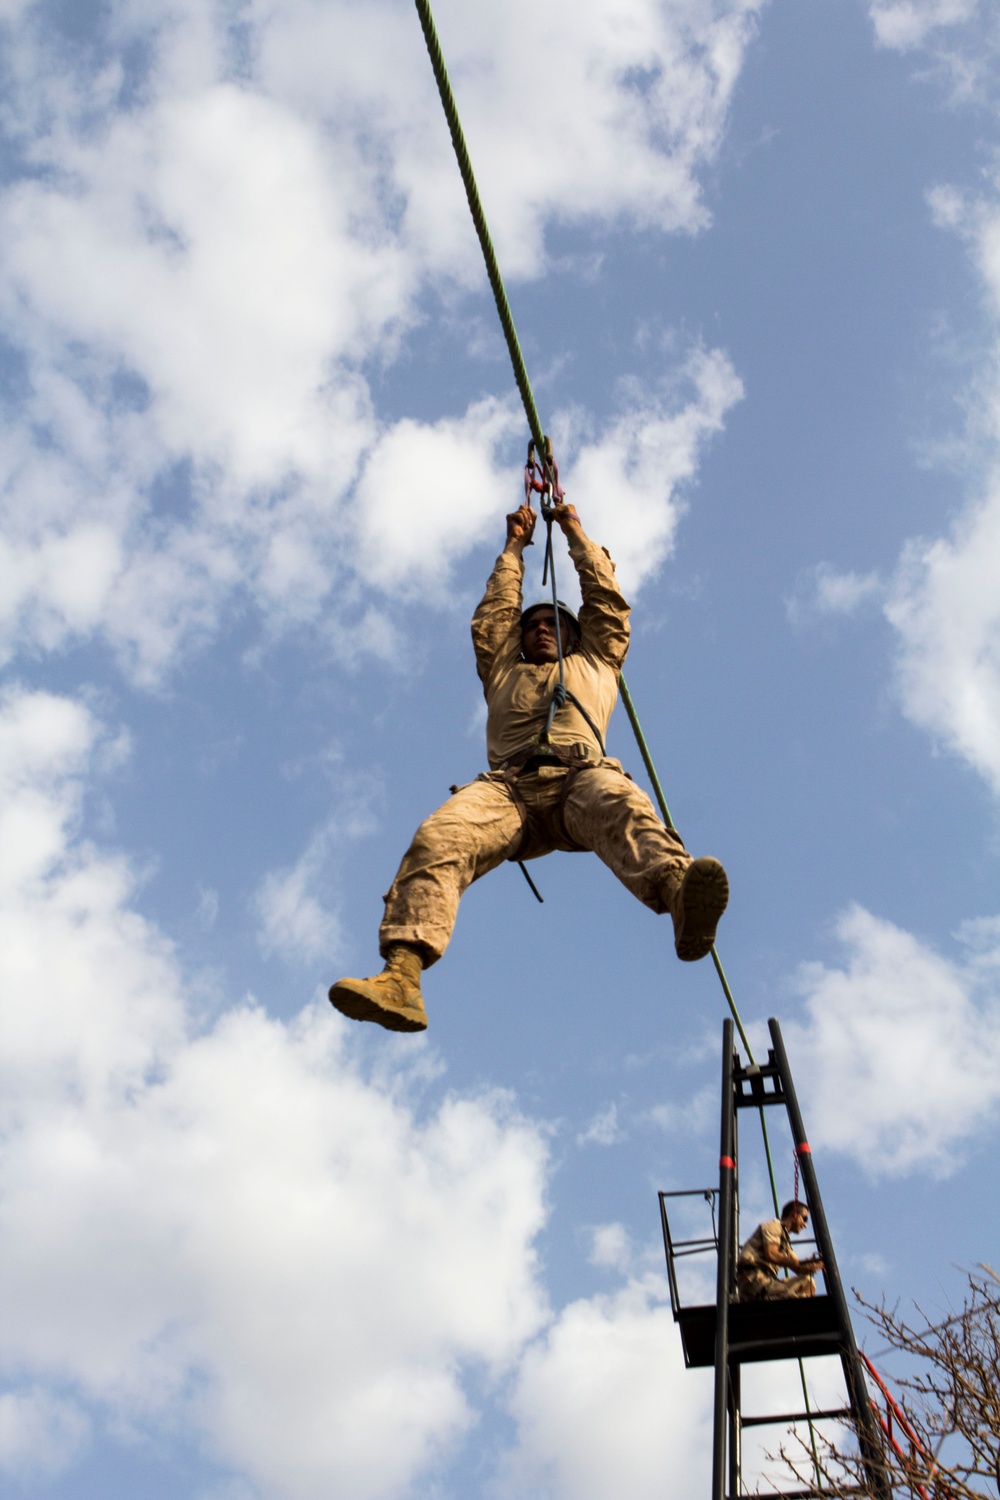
[
  {"xmin": 620, "ymin": 676, "xmax": 754, "ymax": 1061},
  {"xmin": 413, "ymin": 0, "xmax": 545, "ymax": 455},
  {"xmin": 620, "ymin": 678, "xmax": 821, "ymax": 1475},
  {"xmin": 618, "ymin": 675, "xmax": 676, "ymax": 830},
  {"xmin": 618, "ymin": 686, "xmax": 819, "ymax": 1481}
]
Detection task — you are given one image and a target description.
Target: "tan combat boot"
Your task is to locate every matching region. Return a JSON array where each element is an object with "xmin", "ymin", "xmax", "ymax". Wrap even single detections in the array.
[
  {"xmin": 670, "ymin": 857, "xmax": 729, "ymax": 962},
  {"xmin": 328, "ymin": 944, "xmax": 428, "ymax": 1033}
]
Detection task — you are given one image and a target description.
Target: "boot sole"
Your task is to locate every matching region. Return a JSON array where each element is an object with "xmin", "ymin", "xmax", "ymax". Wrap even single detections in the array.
[
  {"xmin": 328, "ymin": 979, "xmax": 428, "ymax": 1033},
  {"xmin": 675, "ymin": 858, "xmax": 729, "ymax": 963}
]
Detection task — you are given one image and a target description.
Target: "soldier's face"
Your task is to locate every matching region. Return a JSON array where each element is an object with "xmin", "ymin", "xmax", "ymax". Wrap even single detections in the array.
[{"xmin": 522, "ymin": 609, "xmax": 574, "ymax": 664}]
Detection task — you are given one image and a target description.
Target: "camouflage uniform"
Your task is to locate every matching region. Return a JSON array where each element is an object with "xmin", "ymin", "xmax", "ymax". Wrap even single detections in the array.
[
  {"xmin": 379, "ymin": 533, "xmax": 692, "ymax": 966},
  {"xmin": 737, "ymin": 1219, "xmax": 817, "ymax": 1301}
]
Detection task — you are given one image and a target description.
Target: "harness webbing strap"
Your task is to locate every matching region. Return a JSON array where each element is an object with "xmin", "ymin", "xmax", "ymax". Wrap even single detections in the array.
[
  {"xmin": 544, "ymin": 684, "xmax": 606, "ymax": 759},
  {"xmin": 518, "ymin": 861, "xmax": 545, "ymax": 902}
]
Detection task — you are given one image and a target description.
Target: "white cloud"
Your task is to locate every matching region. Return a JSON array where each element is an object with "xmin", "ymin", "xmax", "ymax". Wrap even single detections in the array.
[
  {"xmin": 197, "ymin": 885, "xmax": 220, "ymax": 930},
  {"xmin": 0, "ymin": 684, "xmax": 184, "ymax": 1102},
  {"xmin": 868, "ymin": 0, "xmax": 982, "ymax": 51},
  {"xmin": 353, "ymin": 397, "xmax": 522, "ymax": 598},
  {"xmin": 500, "ymin": 1274, "xmax": 711, "ymax": 1500},
  {"xmin": 781, "ymin": 172, "xmax": 1000, "ymax": 798},
  {"xmin": 253, "ymin": 849, "xmax": 341, "ymax": 964},
  {"xmin": 259, "ymin": 0, "xmax": 765, "ymax": 280},
  {"xmin": 787, "ymin": 563, "xmax": 884, "ymax": 626},
  {"xmin": 0, "ymin": 684, "xmax": 552, "ymax": 1499},
  {"xmin": 853, "ymin": 24, "xmax": 1000, "ymax": 810},
  {"xmin": 0, "ymin": 1388, "xmax": 90, "ymax": 1477},
  {"xmin": 561, "ymin": 349, "xmax": 744, "ymax": 596},
  {"xmin": 887, "ymin": 479, "xmax": 1000, "ymax": 794},
  {"xmin": 2, "ymin": 84, "xmax": 397, "ymax": 482},
  {"xmin": 867, "ymin": 0, "xmax": 998, "ymax": 108},
  {"xmin": 878, "ymin": 189, "xmax": 1000, "ymax": 795},
  {"xmin": 254, "ymin": 776, "xmax": 382, "ymax": 965},
  {"xmin": 0, "ymin": 0, "xmax": 754, "ymax": 681},
  {"xmin": 353, "ymin": 347, "xmax": 743, "ymax": 603},
  {"xmin": 576, "ymin": 1103, "xmax": 626, "ymax": 1147},
  {"xmin": 500, "ymin": 1268, "xmax": 850, "ymax": 1500},
  {"xmin": 587, "ymin": 1222, "xmax": 633, "ymax": 1272},
  {"xmin": 644, "ymin": 1082, "xmax": 717, "ymax": 1139},
  {"xmin": 736, "ymin": 1357, "xmax": 853, "ymax": 1493},
  {"xmin": 783, "ymin": 904, "xmax": 1000, "ymax": 1175}
]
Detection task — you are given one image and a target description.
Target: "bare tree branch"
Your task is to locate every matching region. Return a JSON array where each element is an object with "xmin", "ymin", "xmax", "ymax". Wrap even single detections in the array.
[{"xmin": 769, "ymin": 1269, "xmax": 1000, "ymax": 1500}]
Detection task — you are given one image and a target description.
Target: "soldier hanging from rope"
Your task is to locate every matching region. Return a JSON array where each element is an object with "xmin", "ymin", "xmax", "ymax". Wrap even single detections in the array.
[{"xmin": 329, "ymin": 491, "xmax": 729, "ymax": 1033}]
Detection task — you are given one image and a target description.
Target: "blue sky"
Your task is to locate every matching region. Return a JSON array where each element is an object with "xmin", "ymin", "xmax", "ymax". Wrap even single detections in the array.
[{"xmin": 0, "ymin": 0, "xmax": 999, "ymax": 1496}]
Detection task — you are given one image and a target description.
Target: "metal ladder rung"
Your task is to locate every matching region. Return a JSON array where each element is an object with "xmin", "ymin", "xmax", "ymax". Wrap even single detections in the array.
[
  {"xmin": 734, "ymin": 1488, "xmax": 868, "ymax": 1500},
  {"xmin": 740, "ymin": 1406, "xmax": 853, "ymax": 1428}
]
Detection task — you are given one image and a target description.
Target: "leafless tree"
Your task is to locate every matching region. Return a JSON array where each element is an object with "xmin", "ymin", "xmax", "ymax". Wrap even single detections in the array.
[{"xmin": 776, "ymin": 1267, "xmax": 1000, "ymax": 1500}]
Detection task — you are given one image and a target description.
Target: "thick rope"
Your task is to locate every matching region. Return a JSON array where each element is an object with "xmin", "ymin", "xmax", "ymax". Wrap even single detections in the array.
[
  {"xmin": 413, "ymin": 0, "xmax": 545, "ymax": 456},
  {"xmin": 621, "ymin": 662, "xmax": 816, "ymax": 1456},
  {"xmin": 619, "ymin": 677, "xmax": 752, "ymax": 1058}
]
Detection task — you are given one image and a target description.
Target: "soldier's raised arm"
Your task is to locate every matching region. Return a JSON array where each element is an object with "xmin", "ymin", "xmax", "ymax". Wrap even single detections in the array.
[
  {"xmin": 471, "ymin": 504, "xmax": 537, "ymax": 689},
  {"xmin": 552, "ymin": 501, "xmax": 630, "ymax": 671}
]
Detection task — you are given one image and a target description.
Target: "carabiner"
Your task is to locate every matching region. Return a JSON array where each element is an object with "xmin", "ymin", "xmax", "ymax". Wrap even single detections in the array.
[{"xmin": 524, "ymin": 436, "xmax": 563, "ymax": 517}]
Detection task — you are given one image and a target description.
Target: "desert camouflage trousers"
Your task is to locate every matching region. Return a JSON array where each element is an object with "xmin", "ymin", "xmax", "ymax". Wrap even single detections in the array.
[
  {"xmin": 736, "ymin": 1267, "xmax": 817, "ymax": 1301},
  {"xmin": 380, "ymin": 759, "xmax": 692, "ymax": 966}
]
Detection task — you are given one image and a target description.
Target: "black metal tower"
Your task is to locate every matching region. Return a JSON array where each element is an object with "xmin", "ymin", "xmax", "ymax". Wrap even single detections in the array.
[{"xmin": 659, "ymin": 1018, "xmax": 890, "ymax": 1500}]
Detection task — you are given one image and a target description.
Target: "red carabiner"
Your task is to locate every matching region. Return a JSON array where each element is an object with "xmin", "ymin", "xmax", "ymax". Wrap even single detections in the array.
[{"xmin": 524, "ymin": 437, "xmax": 564, "ymax": 512}]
